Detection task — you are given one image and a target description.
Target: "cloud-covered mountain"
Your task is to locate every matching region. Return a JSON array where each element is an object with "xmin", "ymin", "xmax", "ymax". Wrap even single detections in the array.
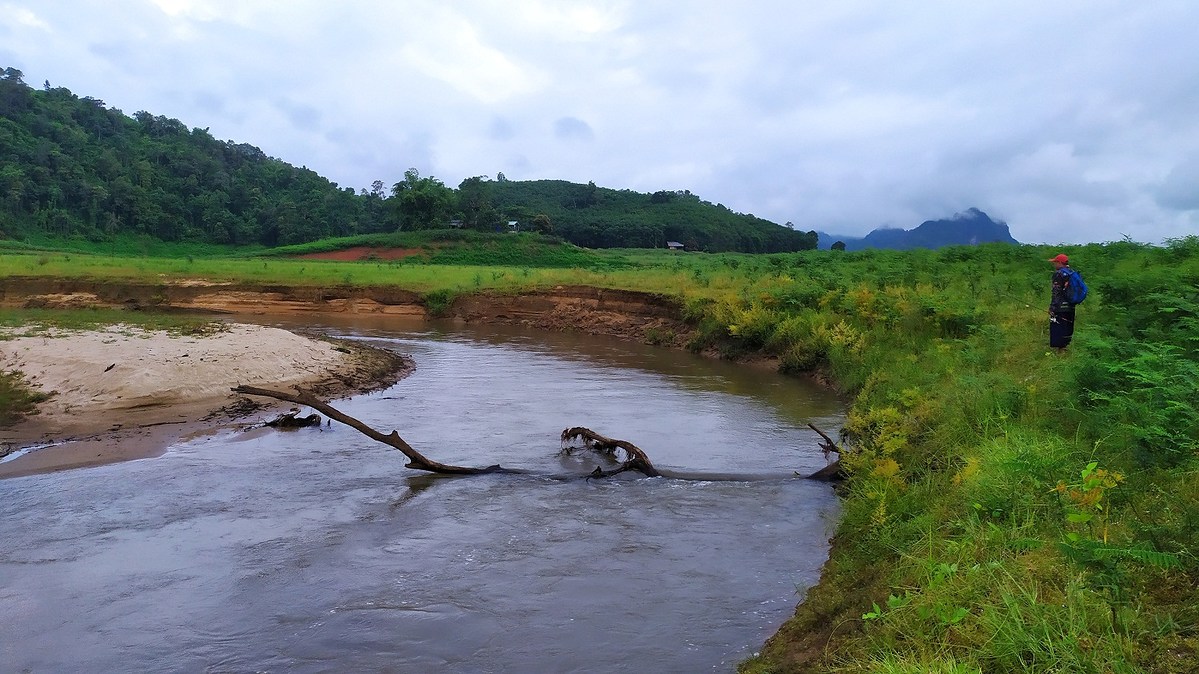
[{"xmin": 818, "ymin": 208, "xmax": 1020, "ymax": 250}]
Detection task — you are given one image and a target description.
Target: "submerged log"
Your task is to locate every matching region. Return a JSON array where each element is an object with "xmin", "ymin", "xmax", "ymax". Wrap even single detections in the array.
[
  {"xmin": 560, "ymin": 426, "xmax": 662, "ymax": 478},
  {"xmin": 806, "ymin": 459, "xmax": 844, "ymax": 481},
  {"xmin": 265, "ymin": 409, "xmax": 322, "ymax": 428}
]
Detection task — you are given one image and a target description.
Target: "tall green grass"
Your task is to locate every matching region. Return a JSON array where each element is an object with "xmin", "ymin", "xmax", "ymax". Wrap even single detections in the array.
[
  {"xmin": 734, "ymin": 238, "xmax": 1199, "ymax": 673},
  {"xmin": 0, "ymin": 232, "xmax": 260, "ymax": 258}
]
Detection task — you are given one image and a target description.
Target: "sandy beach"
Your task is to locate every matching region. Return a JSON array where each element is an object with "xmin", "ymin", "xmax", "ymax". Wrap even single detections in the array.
[{"xmin": 0, "ymin": 323, "xmax": 408, "ymax": 477}]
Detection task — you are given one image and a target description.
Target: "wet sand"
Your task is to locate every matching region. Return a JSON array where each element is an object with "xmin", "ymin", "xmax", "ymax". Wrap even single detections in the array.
[{"xmin": 0, "ymin": 323, "xmax": 409, "ymax": 478}]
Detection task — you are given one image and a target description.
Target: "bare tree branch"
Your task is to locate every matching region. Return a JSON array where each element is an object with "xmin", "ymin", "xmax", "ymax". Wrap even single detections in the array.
[
  {"xmin": 805, "ymin": 423, "xmax": 844, "ymax": 481},
  {"xmin": 232, "ymin": 385, "xmax": 511, "ymax": 474},
  {"xmin": 807, "ymin": 423, "xmax": 841, "ymax": 459}
]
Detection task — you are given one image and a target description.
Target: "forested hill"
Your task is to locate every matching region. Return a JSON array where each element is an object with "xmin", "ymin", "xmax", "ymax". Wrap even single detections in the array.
[
  {"xmin": 0, "ymin": 68, "xmax": 814, "ymax": 252},
  {"xmin": 0, "ymin": 67, "xmax": 375, "ymax": 246},
  {"xmin": 485, "ymin": 179, "xmax": 816, "ymax": 252}
]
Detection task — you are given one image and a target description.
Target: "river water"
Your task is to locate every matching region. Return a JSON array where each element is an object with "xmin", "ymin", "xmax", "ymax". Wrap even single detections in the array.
[{"xmin": 0, "ymin": 318, "xmax": 844, "ymax": 672}]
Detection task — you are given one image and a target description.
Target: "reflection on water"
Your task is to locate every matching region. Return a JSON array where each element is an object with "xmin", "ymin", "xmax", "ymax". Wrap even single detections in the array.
[{"xmin": 0, "ymin": 319, "xmax": 844, "ymax": 672}]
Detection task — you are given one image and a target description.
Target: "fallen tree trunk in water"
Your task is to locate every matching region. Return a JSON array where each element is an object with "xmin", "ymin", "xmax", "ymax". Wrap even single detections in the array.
[
  {"xmin": 233, "ymin": 385, "xmax": 510, "ymax": 474},
  {"xmin": 805, "ymin": 459, "xmax": 844, "ymax": 481},
  {"xmin": 807, "ymin": 423, "xmax": 841, "ymax": 459},
  {"xmin": 234, "ymin": 386, "xmax": 661, "ymax": 478},
  {"xmin": 233, "ymin": 386, "xmax": 834, "ymax": 481}
]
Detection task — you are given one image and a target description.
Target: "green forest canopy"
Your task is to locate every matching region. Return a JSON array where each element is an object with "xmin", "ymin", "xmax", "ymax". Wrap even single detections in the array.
[{"xmin": 0, "ymin": 67, "xmax": 815, "ymax": 253}]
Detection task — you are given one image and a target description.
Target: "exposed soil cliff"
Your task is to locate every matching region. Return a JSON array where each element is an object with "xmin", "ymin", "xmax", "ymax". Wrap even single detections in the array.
[{"xmin": 1, "ymin": 278, "xmax": 694, "ymax": 347}]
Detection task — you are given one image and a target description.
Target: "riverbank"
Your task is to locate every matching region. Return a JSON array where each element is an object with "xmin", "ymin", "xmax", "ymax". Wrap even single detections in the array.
[
  {"xmin": 4, "ymin": 236, "xmax": 1197, "ymax": 673},
  {"xmin": 0, "ymin": 322, "xmax": 411, "ymax": 478},
  {"xmin": 1, "ymin": 277, "xmax": 694, "ymax": 348}
]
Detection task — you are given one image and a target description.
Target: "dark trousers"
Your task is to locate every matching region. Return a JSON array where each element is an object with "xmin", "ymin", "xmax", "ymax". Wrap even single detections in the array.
[{"xmin": 1050, "ymin": 310, "xmax": 1075, "ymax": 348}]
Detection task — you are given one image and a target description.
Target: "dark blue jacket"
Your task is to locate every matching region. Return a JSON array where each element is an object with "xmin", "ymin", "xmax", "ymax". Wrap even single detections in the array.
[{"xmin": 1050, "ymin": 267, "xmax": 1076, "ymax": 313}]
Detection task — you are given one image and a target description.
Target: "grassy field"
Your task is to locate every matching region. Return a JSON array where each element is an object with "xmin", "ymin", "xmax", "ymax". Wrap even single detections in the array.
[{"xmin": 2, "ymin": 234, "xmax": 1198, "ymax": 672}]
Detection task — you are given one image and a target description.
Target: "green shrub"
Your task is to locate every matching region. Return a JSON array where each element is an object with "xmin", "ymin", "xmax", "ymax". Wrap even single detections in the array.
[
  {"xmin": 0, "ymin": 370, "xmax": 52, "ymax": 426},
  {"xmin": 421, "ymin": 288, "xmax": 458, "ymax": 317}
]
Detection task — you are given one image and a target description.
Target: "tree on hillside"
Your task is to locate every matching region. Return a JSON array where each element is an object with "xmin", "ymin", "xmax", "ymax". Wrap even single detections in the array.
[
  {"xmin": 0, "ymin": 67, "xmax": 32, "ymax": 116},
  {"xmin": 390, "ymin": 168, "xmax": 455, "ymax": 230},
  {"xmin": 457, "ymin": 175, "xmax": 501, "ymax": 231}
]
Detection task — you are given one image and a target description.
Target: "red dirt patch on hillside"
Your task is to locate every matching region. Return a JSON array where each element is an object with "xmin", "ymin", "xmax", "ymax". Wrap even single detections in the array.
[{"xmin": 295, "ymin": 246, "xmax": 425, "ymax": 261}]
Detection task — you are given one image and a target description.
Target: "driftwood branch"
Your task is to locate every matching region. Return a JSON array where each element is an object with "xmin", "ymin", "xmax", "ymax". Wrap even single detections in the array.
[
  {"xmin": 559, "ymin": 427, "xmax": 662, "ymax": 478},
  {"xmin": 232, "ymin": 385, "xmax": 509, "ymax": 474},
  {"xmin": 808, "ymin": 423, "xmax": 841, "ymax": 459},
  {"xmin": 805, "ymin": 423, "xmax": 844, "ymax": 481},
  {"xmin": 233, "ymin": 386, "xmax": 835, "ymax": 482}
]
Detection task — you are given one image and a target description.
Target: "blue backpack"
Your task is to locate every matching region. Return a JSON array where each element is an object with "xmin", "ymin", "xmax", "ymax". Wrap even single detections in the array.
[{"xmin": 1065, "ymin": 268, "xmax": 1088, "ymax": 304}]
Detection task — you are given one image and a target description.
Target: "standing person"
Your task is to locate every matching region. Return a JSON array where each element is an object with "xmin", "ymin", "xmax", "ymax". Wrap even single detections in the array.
[{"xmin": 1048, "ymin": 253, "xmax": 1077, "ymax": 350}]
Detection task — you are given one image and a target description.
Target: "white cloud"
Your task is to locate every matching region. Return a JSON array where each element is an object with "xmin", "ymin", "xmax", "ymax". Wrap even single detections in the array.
[
  {"xmin": 553, "ymin": 117, "xmax": 594, "ymax": 141},
  {"xmin": 1156, "ymin": 157, "xmax": 1199, "ymax": 211},
  {"xmin": 148, "ymin": 0, "xmax": 220, "ymax": 20},
  {"xmin": 4, "ymin": 0, "xmax": 1199, "ymax": 244},
  {"xmin": 500, "ymin": 0, "xmax": 623, "ymax": 38},
  {"xmin": 1, "ymin": 4, "xmax": 48, "ymax": 30}
]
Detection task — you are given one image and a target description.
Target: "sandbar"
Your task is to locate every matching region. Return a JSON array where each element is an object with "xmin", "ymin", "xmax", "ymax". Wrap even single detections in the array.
[{"xmin": 0, "ymin": 323, "xmax": 409, "ymax": 477}]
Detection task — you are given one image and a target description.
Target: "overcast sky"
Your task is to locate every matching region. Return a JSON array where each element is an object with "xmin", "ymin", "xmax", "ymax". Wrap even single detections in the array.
[{"xmin": 3, "ymin": 1, "xmax": 1197, "ymax": 244}]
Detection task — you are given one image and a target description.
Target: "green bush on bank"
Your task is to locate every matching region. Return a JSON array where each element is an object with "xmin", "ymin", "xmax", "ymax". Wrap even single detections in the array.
[
  {"xmin": 729, "ymin": 238, "xmax": 1198, "ymax": 673},
  {"xmin": 0, "ymin": 370, "xmax": 52, "ymax": 426}
]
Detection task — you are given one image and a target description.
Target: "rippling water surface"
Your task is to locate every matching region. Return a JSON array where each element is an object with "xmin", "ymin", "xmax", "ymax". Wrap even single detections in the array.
[{"xmin": 0, "ymin": 318, "xmax": 844, "ymax": 672}]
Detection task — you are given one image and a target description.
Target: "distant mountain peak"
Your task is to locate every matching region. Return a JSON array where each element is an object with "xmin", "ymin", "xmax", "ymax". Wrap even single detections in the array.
[{"xmin": 818, "ymin": 208, "xmax": 1019, "ymax": 250}]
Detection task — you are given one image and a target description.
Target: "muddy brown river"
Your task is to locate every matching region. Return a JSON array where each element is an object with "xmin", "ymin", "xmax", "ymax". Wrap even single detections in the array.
[{"xmin": 0, "ymin": 318, "xmax": 844, "ymax": 672}]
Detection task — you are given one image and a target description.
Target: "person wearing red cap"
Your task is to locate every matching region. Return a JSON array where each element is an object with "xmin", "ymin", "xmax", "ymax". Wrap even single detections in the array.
[{"xmin": 1048, "ymin": 253, "xmax": 1076, "ymax": 350}]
